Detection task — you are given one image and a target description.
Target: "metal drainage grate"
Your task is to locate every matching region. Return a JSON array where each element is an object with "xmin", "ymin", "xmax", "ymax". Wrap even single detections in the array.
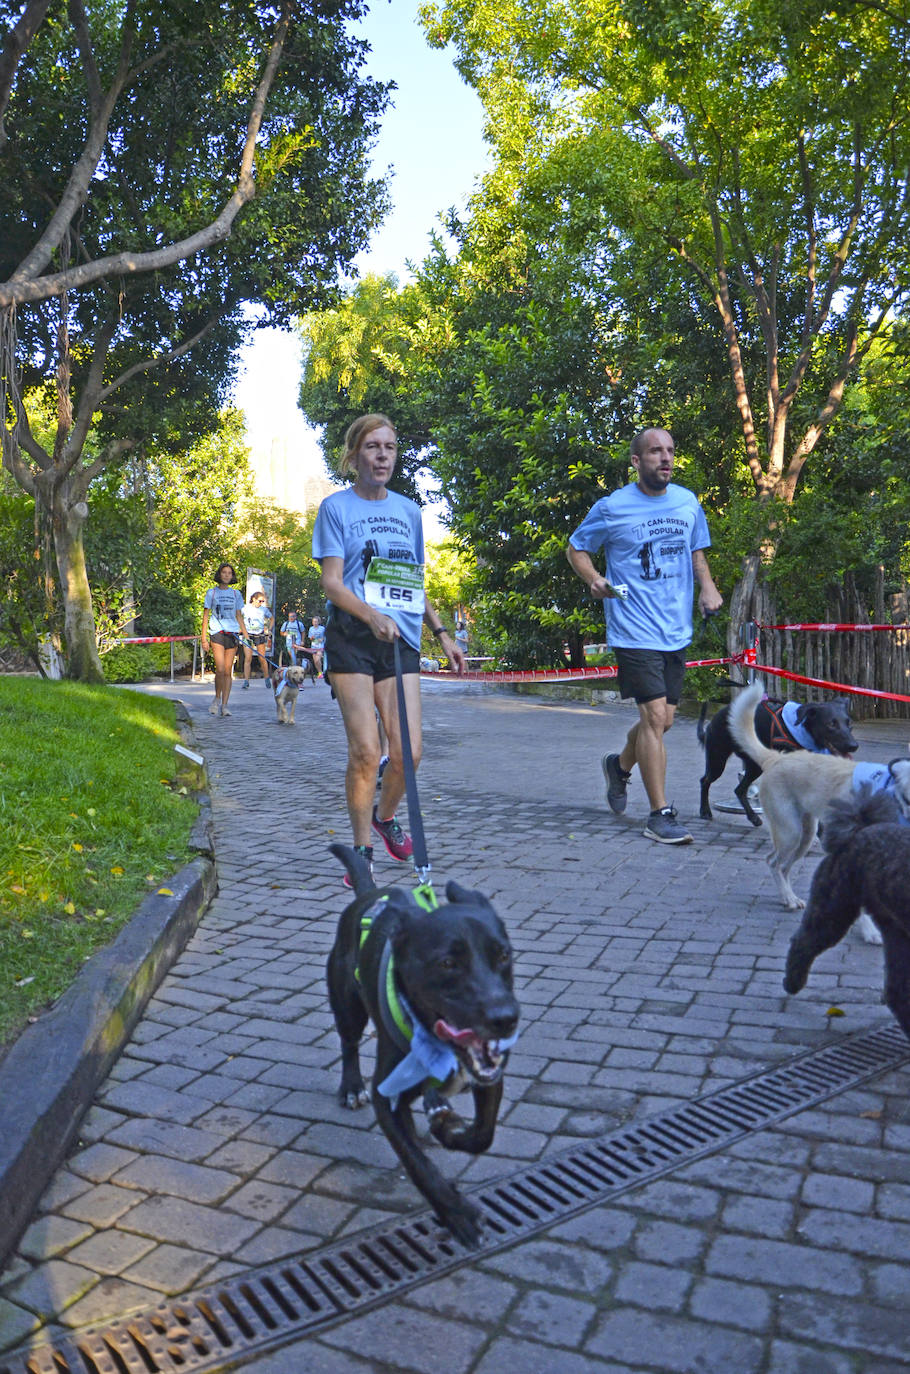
[{"xmin": 4, "ymin": 1021, "xmax": 909, "ymax": 1374}]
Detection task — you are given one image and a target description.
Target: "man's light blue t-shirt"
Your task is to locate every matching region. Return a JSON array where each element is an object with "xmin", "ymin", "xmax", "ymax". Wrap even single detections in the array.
[
  {"xmin": 312, "ymin": 487, "xmax": 425, "ymax": 650},
  {"xmin": 569, "ymin": 482, "xmax": 711, "ymax": 651}
]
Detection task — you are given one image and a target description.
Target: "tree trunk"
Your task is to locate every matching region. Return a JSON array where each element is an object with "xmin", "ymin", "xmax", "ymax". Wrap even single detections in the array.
[
  {"xmin": 49, "ymin": 481, "xmax": 104, "ymax": 682},
  {"xmin": 727, "ymin": 551, "xmax": 762, "ymax": 665}
]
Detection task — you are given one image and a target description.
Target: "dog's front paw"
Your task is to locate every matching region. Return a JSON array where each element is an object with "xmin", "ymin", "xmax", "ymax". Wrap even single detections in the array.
[
  {"xmin": 339, "ymin": 1085, "xmax": 370, "ymax": 1109},
  {"xmin": 435, "ymin": 1193, "xmax": 484, "ymax": 1249},
  {"xmin": 783, "ymin": 895, "xmax": 805, "ymax": 911},
  {"xmin": 857, "ymin": 912, "xmax": 883, "ymax": 945},
  {"xmin": 783, "ymin": 961, "xmax": 808, "ymax": 995}
]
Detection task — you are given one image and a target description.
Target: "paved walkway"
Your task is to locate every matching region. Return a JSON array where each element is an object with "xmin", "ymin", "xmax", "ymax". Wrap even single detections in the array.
[{"xmin": 2, "ymin": 673, "xmax": 910, "ymax": 1372}]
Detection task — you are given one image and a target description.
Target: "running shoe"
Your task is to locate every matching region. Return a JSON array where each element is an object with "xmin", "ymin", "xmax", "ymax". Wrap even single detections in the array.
[
  {"xmin": 265, "ymin": 677, "xmax": 272, "ymax": 688},
  {"xmin": 241, "ymin": 681, "xmax": 250, "ymax": 690},
  {"xmin": 602, "ymin": 753, "xmax": 631, "ymax": 813},
  {"xmin": 220, "ymin": 705, "xmax": 231, "ymax": 717},
  {"xmin": 343, "ymin": 844, "xmax": 374, "ymax": 888},
  {"xmin": 209, "ymin": 699, "xmax": 220, "ymax": 714},
  {"xmin": 372, "ymin": 808, "xmax": 413, "ymax": 861},
  {"xmin": 376, "ymin": 755, "xmax": 390, "ymax": 788},
  {"xmin": 643, "ymin": 806, "xmax": 692, "ymax": 845}
]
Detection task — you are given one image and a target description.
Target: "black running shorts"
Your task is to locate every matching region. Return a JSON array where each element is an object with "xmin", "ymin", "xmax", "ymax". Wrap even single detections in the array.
[
  {"xmin": 325, "ymin": 610, "xmax": 420, "ymax": 683},
  {"xmin": 614, "ymin": 647, "xmax": 687, "ymax": 705}
]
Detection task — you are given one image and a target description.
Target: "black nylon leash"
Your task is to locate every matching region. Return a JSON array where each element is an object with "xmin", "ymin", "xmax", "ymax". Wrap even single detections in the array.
[{"xmin": 392, "ymin": 637, "xmax": 437, "ymax": 905}]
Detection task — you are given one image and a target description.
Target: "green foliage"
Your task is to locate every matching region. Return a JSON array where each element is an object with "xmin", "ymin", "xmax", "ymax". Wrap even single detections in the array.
[
  {"xmin": 236, "ymin": 499, "xmax": 325, "ymax": 624},
  {"xmin": 298, "ymin": 273, "xmax": 435, "ymax": 500},
  {"xmin": 421, "ymin": 538, "xmax": 475, "ymax": 654},
  {"xmin": 0, "ymin": 476, "xmax": 50, "ymax": 668},
  {"xmin": 2, "ymin": 0, "xmax": 391, "ymax": 679},
  {"xmin": 98, "ymin": 645, "xmax": 157, "ymax": 683},
  {"xmin": 298, "ymin": 0, "xmax": 910, "ymax": 665}
]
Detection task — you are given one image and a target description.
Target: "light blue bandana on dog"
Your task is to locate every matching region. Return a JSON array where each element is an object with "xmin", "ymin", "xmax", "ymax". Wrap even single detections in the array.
[
  {"xmin": 377, "ymin": 990, "xmax": 520, "ymax": 1108},
  {"xmin": 780, "ymin": 701, "xmax": 827, "ymax": 752},
  {"xmin": 851, "ymin": 762, "xmax": 909, "ymax": 824}
]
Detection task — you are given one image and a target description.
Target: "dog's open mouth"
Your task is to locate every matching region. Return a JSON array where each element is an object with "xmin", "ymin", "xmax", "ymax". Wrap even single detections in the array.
[{"xmin": 433, "ymin": 1019, "xmax": 510, "ymax": 1082}]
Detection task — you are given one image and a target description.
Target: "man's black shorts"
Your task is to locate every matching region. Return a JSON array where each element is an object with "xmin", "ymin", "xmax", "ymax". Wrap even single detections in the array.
[
  {"xmin": 326, "ymin": 610, "xmax": 419, "ymax": 683},
  {"xmin": 614, "ymin": 647, "xmax": 687, "ymax": 705}
]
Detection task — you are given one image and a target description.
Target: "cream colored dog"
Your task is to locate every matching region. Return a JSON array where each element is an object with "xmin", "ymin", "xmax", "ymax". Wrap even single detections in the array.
[
  {"xmin": 272, "ymin": 666, "xmax": 306, "ymax": 724},
  {"xmin": 729, "ymin": 682, "xmax": 910, "ymax": 930}
]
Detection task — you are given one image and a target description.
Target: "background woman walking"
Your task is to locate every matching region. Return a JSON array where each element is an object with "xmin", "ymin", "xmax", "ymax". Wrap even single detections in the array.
[{"xmin": 200, "ymin": 562, "xmax": 247, "ymax": 717}]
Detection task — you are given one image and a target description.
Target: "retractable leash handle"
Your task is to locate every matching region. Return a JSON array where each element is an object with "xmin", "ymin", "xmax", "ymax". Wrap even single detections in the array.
[{"xmin": 392, "ymin": 637, "xmax": 438, "ymax": 909}]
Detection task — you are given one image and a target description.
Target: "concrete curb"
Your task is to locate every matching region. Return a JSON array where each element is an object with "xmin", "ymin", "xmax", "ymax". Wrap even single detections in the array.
[{"xmin": 0, "ymin": 703, "xmax": 217, "ymax": 1271}]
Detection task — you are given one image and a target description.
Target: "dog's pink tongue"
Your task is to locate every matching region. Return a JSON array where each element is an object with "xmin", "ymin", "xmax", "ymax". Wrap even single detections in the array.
[{"xmin": 434, "ymin": 1019, "xmax": 475, "ymax": 1046}]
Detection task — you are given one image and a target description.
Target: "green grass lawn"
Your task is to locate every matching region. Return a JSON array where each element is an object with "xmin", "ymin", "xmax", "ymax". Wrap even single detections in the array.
[{"xmin": 0, "ymin": 678, "xmax": 199, "ymax": 1055}]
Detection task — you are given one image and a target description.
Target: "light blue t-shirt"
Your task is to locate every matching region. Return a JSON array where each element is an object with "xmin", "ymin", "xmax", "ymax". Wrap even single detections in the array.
[
  {"xmin": 281, "ymin": 618, "xmax": 304, "ymax": 647},
  {"xmin": 308, "ymin": 623, "xmax": 326, "ymax": 649},
  {"xmin": 203, "ymin": 586, "xmax": 244, "ymax": 634},
  {"xmin": 569, "ymin": 481, "xmax": 711, "ymax": 651},
  {"xmin": 243, "ymin": 602, "xmax": 271, "ymax": 636},
  {"xmin": 312, "ymin": 487, "xmax": 425, "ymax": 650}
]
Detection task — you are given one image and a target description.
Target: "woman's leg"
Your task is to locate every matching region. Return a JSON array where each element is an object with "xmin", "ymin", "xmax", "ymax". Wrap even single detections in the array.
[
  {"xmin": 373, "ymin": 671, "xmax": 422, "ymax": 823},
  {"xmin": 243, "ymin": 644, "xmax": 253, "ymax": 683},
  {"xmin": 331, "ymin": 673, "xmax": 385, "ymax": 846},
  {"xmin": 221, "ymin": 646, "xmax": 237, "ymax": 706},
  {"xmin": 210, "ymin": 642, "xmax": 229, "ymax": 705}
]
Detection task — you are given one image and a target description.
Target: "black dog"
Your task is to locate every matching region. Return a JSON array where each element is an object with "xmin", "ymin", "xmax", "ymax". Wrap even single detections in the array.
[
  {"xmin": 784, "ymin": 786, "xmax": 910, "ymax": 1041},
  {"xmin": 326, "ymin": 843, "xmax": 519, "ymax": 1247},
  {"xmin": 299, "ymin": 649, "xmax": 319, "ymax": 684},
  {"xmin": 699, "ymin": 694, "xmax": 857, "ymax": 825}
]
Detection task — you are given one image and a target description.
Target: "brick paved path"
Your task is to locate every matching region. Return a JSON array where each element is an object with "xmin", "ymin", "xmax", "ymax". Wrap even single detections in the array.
[{"xmin": 2, "ymin": 674, "xmax": 910, "ymax": 1372}]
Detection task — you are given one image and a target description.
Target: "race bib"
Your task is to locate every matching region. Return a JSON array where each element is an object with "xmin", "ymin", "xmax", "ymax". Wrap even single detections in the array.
[{"xmin": 363, "ymin": 557, "xmax": 426, "ymax": 615}]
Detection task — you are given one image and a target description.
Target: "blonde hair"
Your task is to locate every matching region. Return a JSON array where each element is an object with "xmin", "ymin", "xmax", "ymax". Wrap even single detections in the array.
[{"xmin": 339, "ymin": 413, "xmax": 396, "ymax": 478}]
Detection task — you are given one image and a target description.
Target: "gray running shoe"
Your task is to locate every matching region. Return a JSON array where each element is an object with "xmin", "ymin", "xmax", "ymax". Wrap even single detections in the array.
[
  {"xmin": 209, "ymin": 699, "xmax": 220, "ymax": 714},
  {"xmin": 643, "ymin": 806, "xmax": 693, "ymax": 844},
  {"xmin": 602, "ymin": 753, "xmax": 631, "ymax": 813}
]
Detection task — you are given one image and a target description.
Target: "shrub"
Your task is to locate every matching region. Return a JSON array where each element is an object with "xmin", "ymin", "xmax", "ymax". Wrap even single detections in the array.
[{"xmin": 100, "ymin": 645, "xmax": 155, "ymax": 682}]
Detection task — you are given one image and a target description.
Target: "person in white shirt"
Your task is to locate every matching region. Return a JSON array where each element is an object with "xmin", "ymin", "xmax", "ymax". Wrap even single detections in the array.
[{"xmin": 241, "ymin": 590, "xmax": 274, "ymax": 689}]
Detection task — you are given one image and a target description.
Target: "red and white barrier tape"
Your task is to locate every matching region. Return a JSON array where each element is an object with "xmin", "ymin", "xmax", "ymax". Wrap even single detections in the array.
[
  {"xmin": 761, "ymin": 623, "xmax": 907, "ymax": 633},
  {"xmin": 430, "ymin": 653, "xmax": 746, "ymax": 684},
  {"xmin": 118, "ymin": 635, "xmax": 198, "ymax": 644},
  {"xmin": 750, "ymin": 662, "xmax": 910, "ymax": 704}
]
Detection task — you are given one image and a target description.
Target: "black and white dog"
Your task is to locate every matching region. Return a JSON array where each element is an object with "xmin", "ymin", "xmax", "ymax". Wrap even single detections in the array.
[
  {"xmin": 699, "ymin": 691, "xmax": 857, "ymax": 825},
  {"xmin": 326, "ymin": 844, "xmax": 519, "ymax": 1247}
]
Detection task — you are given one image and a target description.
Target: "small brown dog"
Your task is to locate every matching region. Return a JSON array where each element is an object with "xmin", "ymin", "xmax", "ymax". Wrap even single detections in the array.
[{"xmin": 272, "ymin": 665, "xmax": 306, "ymax": 724}]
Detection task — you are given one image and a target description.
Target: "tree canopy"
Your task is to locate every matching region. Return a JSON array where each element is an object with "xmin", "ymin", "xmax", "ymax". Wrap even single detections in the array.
[
  {"xmin": 1, "ymin": 0, "xmax": 389, "ymax": 678},
  {"xmin": 300, "ymin": 0, "xmax": 910, "ymax": 664}
]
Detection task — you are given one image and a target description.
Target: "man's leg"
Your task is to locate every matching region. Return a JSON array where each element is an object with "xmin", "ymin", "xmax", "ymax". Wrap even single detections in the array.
[{"xmin": 620, "ymin": 699, "xmax": 676, "ymax": 812}]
